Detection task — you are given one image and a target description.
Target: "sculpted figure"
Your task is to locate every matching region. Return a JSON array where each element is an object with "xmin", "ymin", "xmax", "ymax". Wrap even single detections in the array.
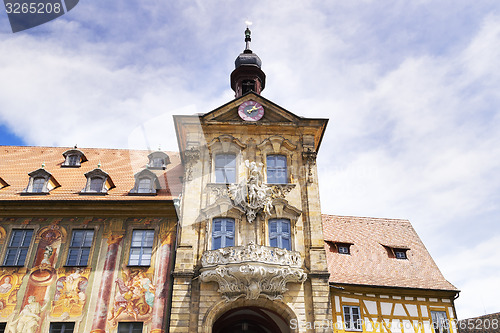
[{"xmin": 41, "ymin": 245, "xmax": 53, "ymax": 265}]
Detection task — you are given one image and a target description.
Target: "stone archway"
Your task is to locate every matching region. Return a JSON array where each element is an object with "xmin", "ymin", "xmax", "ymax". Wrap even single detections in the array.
[
  {"xmin": 201, "ymin": 298, "xmax": 297, "ymax": 333},
  {"xmin": 213, "ymin": 306, "xmax": 289, "ymax": 333}
]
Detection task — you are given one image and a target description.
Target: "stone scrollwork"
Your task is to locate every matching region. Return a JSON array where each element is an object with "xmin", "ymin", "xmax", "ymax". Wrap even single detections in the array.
[
  {"xmin": 302, "ymin": 148, "xmax": 317, "ymax": 183},
  {"xmin": 183, "ymin": 147, "xmax": 200, "ymax": 181},
  {"xmin": 200, "ymin": 242, "xmax": 306, "ymax": 302}
]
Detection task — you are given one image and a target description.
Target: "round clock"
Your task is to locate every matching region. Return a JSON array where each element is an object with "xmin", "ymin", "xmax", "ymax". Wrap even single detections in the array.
[{"xmin": 238, "ymin": 100, "xmax": 264, "ymax": 121}]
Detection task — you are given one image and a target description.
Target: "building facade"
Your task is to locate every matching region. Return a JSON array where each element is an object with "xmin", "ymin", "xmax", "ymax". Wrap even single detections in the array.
[{"xmin": 0, "ymin": 29, "xmax": 459, "ymax": 333}]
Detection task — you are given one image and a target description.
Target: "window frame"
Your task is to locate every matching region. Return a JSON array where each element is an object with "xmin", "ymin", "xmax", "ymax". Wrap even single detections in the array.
[
  {"xmin": 338, "ymin": 245, "xmax": 350, "ymax": 255},
  {"xmin": 147, "ymin": 151, "xmax": 170, "ymax": 170},
  {"xmin": 266, "ymin": 154, "xmax": 288, "ymax": 184},
  {"xmin": 211, "ymin": 218, "xmax": 235, "ymax": 250},
  {"xmin": 129, "ymin": 169, "xmax": 159, "ymax": 196},
  {"xmin": 49, "ymin": 322, "xmax": 75, "ymax": 333},
  {"xmin": 214, "ymin": 153, "xmax": 237, "ymax": 184},
  {"xmin": 2, "ymin": 229, "xmax": 34, "ymax": 267},
  {"xmin": 342, "ymin": 305, "xmax": 362, "ymax": 331},
  {"xmin": 128, "ymin": 230, "xmax": 155, "ymax": 267},
  {"xmin": 268, "ymin": 219, "xmax": 292, "ymax": 251},
  {"xmin": 81, "ymin": 169, "xmax": 114, "ymax": 195},
  {"xmin": 117, "ymin": 322, "xmax": 144, "ymax": 333},
  {"xmin": 65, "ymin": 229, "xmax": 95, "ymax": 267},
  {"xmin": 431, "ymin": 310, "xmax": 450, "ymax": 333},
  {"xmin": 62, "ymin": 149, "xmax": 87, "ymax": 168}
]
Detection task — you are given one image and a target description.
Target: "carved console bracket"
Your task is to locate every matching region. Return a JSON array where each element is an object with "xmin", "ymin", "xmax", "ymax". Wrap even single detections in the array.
[
  {"xmin": 200, "ymin": 242, "xmax": 307, "ymax": 302},
  {"xmin": 302, "ymin": 149, "xmax": 317, "ymax": 183},
  {"xmin": 183, "ymin": 147, "xmax": 200, "ymax": 181}
]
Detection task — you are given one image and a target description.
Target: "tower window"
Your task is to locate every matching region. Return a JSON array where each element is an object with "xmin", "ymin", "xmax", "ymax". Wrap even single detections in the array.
[
  {"xmin": 269, "ymin": 219, "xmax": 291, "ymax": 250},
  {"xmin": 66, "ymin": 230, "xmax": 94, "ymax": 266},
  {"xmin": 212, "ymin": 218, "xmax": 235, "ymax": 250},
  {"xmin": 49, "ymin": 322, "xmax": 75, "ymax": 333},
  {"xmin": 343, "ymin": 305, "xmax": 362, "ymax": 331},
  {"xmin": 118, "ymin": 322, "xmax": 143, "ymax": 333},
  {"xmin": 128, "ymin": 230, "xmax": 155, "ymax": 266},
  {"xmin": 215, "ymin": 154, "xmax": 236, "ymax": 183},
  {"xmin": 266, "ymin": 155, "xmax": 287, "ymax": 184},
  {"xmin": 3, "ymin": 229, "xmax": 33, "ymax": 266},
  {"xmin": 242, "ymin": 80, "xmax": 255, "ymax": 94}
]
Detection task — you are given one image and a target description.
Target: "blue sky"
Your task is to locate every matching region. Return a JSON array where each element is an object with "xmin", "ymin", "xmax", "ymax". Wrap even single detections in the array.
[{"xmin": 1, "ymin": 0, "xmax": 500, "ymax": 319}]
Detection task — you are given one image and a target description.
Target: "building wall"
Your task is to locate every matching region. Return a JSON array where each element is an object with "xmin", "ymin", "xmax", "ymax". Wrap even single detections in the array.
[
  {"xmin": 330, "ymin": 287, "xmax": 458, "ymax": 333},
  {"xmin": 0, "ymin": 215, "xmax": 176, "ymax": 333}
]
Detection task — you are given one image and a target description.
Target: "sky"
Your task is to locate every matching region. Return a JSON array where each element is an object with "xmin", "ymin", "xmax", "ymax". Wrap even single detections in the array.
[{"xmin": 1, "ymin": 0, "xmax": 499, "ymax": 320}]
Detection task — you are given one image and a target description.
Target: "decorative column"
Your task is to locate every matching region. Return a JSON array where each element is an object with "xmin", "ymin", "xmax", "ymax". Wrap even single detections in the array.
[
  {"xmin": 151, "ymin": 230, "xmax": 175, "ymax": 333},
  {"xmin": 90, "ymin": 234, "xmax": 123, "ymax": 333}
]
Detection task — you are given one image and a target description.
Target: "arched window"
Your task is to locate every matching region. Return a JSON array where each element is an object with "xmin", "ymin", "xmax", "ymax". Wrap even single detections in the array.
[
  {"xmin": 212, "ymin": 218, "xmax": 235, "ymax": 250},
  {"xmin": 215, "ymin": 154, "xmax": 236, "ymax": 183},
  {"xmin": 269, "ymin": 219, "xmax": 291, "ymax": 250},
  {"xmin": 32, "ymin": 177, "xmax": 46, "ymax": 193},
  {"xmin": 266, "ymin": 155, "xmax": 287, "ymax": 184}
]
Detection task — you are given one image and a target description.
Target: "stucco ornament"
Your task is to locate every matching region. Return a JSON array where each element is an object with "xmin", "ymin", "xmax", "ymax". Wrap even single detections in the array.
[
  {"xmin": 200, "ymin": 242, "xmax": 306, "ymax": 302},
  {"xmin": 228, "ymin": 160, "xmax": 273, "ymax": 223}
]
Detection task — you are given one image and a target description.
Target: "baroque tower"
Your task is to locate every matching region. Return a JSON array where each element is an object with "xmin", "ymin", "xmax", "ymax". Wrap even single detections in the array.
[{"xmin": 170, "ymin": 29, "xmax": 330, "ymax": 332}]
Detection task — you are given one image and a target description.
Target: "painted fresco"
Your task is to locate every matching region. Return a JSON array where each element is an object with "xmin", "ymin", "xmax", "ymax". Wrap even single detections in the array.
[
  {"xmin": 6, "ymin": 295, "xmax": 50, "ymax": 333},
  {"xmin": 107, "ymin": 267, "xmax": 155, "ymax": 327},
  {"xmin": 0, "ymin": 269, "xmax": 25, "ymax": 317},
  {"xmin": 50, "ymin": 267, "xmax": 90, "ymax": 318}
]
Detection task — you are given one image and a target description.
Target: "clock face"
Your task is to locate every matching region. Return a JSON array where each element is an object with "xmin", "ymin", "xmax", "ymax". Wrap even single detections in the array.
[{"xmin": 238, "ymin": 100, "xmax": 264, "ymax": 121}]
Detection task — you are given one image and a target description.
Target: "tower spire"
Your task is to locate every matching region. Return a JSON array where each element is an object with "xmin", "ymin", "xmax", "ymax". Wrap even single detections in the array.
[{"xmin": 230, "ymin": 26, "xmax": 266, "ymax": 98}]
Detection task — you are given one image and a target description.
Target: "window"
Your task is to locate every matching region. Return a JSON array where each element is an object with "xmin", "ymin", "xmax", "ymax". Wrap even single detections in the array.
[
  {"xmin": 266, "ymin": 155, "xmax": 287, "ymax": 184},
  {"xmin": 395, "ymin": 250, "xmax": 407, "ymax": 259},
  {"xmin": 32, "ymin": 177, "xmax": 46, "ymax": 193},
  {"xmin": 343, "ymin": 305, "xmax": 362, "ymax": 331},
  {"xmin": 215, "ymin": 154, "xmax": 236, "ymax": 183},
  {"xmin": 0, "ymin": 322, "xmax": 6, "ymax": 332},
  {"xmin": 118, "ymin": 322, "xmax": 143, "ymax": 333},
  {"xmin": 50, "ymin": 322, "xmax": 75, "ymax": 333},
  {"xmin": 212, "ymin": 218, "xmax": 235, "ymax": 250},
  {"xmin": 338, "ymin": 245, "xmax": 350, "ymax": 254},
  {"xmin": 66, "ymin": 230, "xmax": 94, "ymax": 266},
  {"xmin": 62, "ymin": 149, "xmax": 86, "ymax": 167},
  {"xmin": 147, "ymin": 151, "xmax": 169, "ymax": 170},
  {"xmin": 269, "ymin": 219, "xmax": 291, "ymax": 250},
  {"xmin": 137, "ymin": 178, "xmax": 151, "ymax": 193},
  {"xmin": 431, "ymin": 311, "xmax": 450, "ymax": 333},
  {"xmin": 67, "ymin": 155, "xmax": 80, "ymax": 166},
  {"xmin": 81, "ymin": 168, "xmax": 114, "ymax": 195},
  {"xmin": 89, "ymin": 177, "xmax": 104, "ymax": 192},
  {"xmin": 128, "ymin": 230, "xmax": 154, "ymax": 266},
  {"xmin": 3, "ymin": 229, "xmax": 33, "ymax": 266}
]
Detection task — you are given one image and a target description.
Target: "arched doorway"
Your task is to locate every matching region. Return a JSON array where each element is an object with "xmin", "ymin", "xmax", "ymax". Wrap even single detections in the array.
[{"xmin": 212, "ymin": 306, "xmax": 290, "ymax": 333}]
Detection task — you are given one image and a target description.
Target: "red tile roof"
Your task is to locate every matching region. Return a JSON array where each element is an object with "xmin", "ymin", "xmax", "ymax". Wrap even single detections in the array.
[
  {"xmin": 322, "ymin": 214, "xmax": 458, "ymax": 291},
  {"xmin": 0, "ymin": 146, "xmax": 183, "ymax": 201}
]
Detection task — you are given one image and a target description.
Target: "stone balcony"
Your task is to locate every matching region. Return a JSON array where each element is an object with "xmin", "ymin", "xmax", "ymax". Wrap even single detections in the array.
[{"xmin": 200, "ymin": 242, "xmax": 307, "ymax": 302}]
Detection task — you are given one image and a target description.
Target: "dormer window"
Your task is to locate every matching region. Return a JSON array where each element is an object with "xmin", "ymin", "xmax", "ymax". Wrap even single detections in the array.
[
  {"xmin": 81, "ymin": 168, "xmax": 114, "ymax": 195},
  {"xmin": 382, "ymin": 244, "xmax": 409, "ymax": 260},
  {"xmin": 147, "ymin": 151, "xmax": 170, "ymax": 170},
  {"xmin": 394, "ymin": 249, "xmax": 408, "ymax": 259},
  {"xmin": 0, "ymin": 177, "xmax": 8, "ymax": 189},
  {"xmin": 129, "ymin": 169, "xmax": 160, "ymax": 195},
  {"xmin": 22, "ymin": 168, "xmax": 60, "ymax": 195},
  {"xmin": 32, "ymin": 177, "xmax": 45, "ymax": 193},
  {"xmin": 327, "ymin": 241, "xmax": 352, "ymax": 255},
  {"xmin": 62, "ymin": 149, "xmax": 87, "ymax": 168}
]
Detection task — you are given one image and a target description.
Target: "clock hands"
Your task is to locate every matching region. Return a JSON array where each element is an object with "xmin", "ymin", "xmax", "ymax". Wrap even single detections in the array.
[{"xmin": 246, "ymin": 105, "xmax": 259, "ymax": 114}]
